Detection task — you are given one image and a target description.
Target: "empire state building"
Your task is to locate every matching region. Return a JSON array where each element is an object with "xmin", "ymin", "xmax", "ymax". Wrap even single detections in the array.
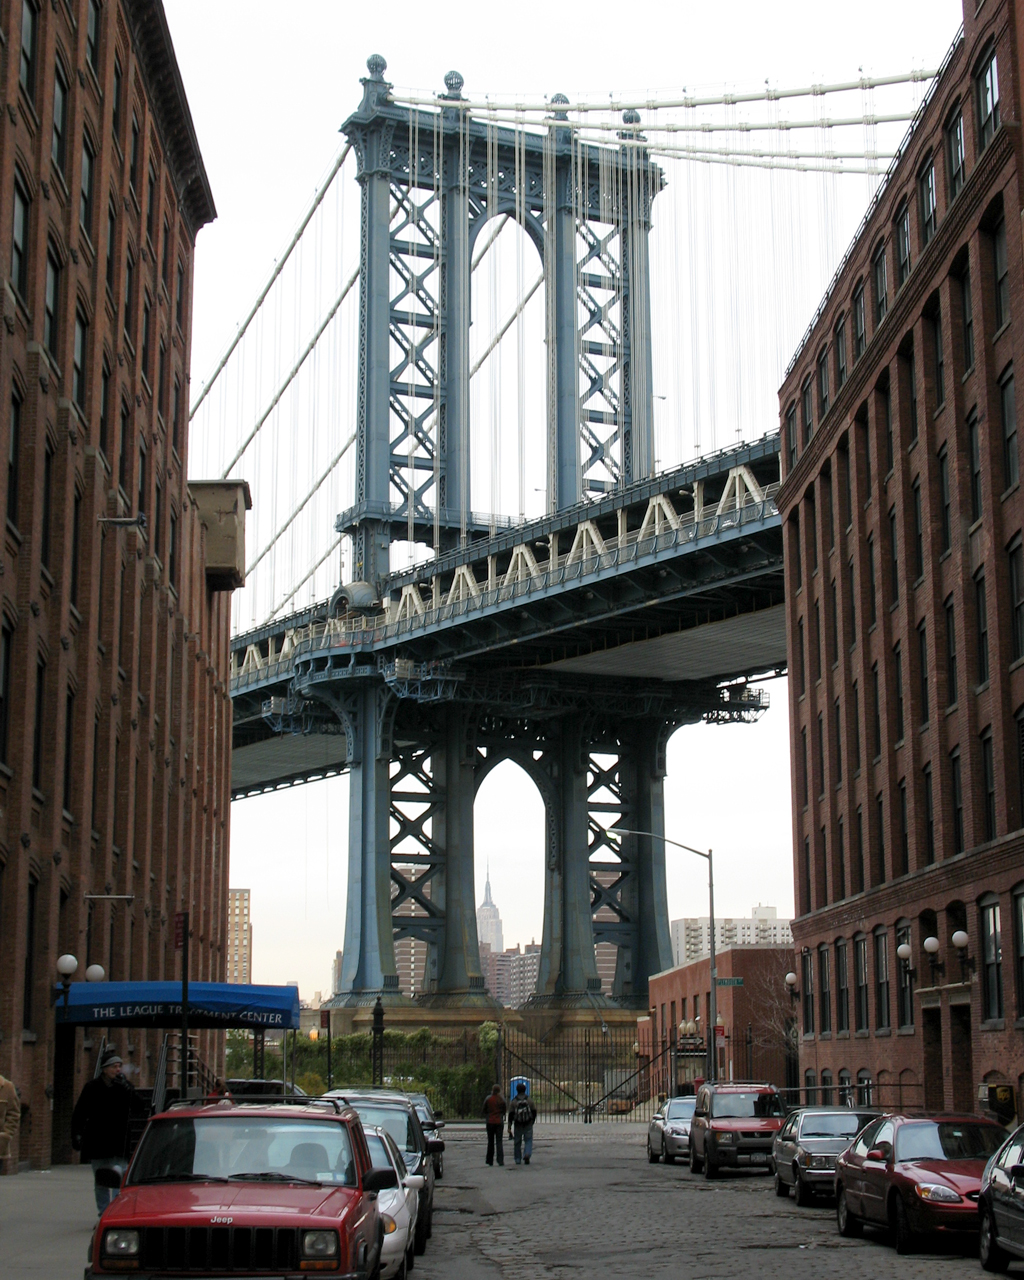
[{"xmin": 476, "ymin": 873, "xmax": 504, "ymax": 954}]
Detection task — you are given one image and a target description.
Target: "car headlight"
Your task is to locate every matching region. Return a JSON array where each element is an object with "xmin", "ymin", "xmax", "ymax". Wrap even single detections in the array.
[
  {"xmin": 669, "ymin": 1125, "xmax": 689, "ymax": 1136},
  {"xmin": 301, "ymin": 1230, "xmax": 339, "ymax": 1257},
  {"xmin": 914, "ymin": 1183, "xmax": 962, "ymax": 1204},
  {"xmin": 714, "ymin": 1131, "xmax": 735, "ymax": 1143},
  {"xmin": 102, "ymin": 1229, "xmax": 140, "ymax": 1257},
  {"xmin": 381, "ymin": 1214, "xmax": 398, "ymax": 1235},
  {"xmin": 807, "ymin": 1155, "xmax": 833, "ymax": 1170}
]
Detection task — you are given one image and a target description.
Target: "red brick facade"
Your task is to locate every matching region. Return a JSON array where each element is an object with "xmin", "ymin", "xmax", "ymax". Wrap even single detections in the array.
[
  {"xmin": 0, "ymin": 0, "xmax": 235, "ymax": 1170},
  {"xmin": 778, "ymin": 0, "xmax": 1024, "ymax": 1120}
]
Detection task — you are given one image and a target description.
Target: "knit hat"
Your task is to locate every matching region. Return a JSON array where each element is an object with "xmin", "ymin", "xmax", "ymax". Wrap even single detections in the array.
[{"xmin": 100, "ymin": 1048, "xmax": 123, "ymax": 1069}]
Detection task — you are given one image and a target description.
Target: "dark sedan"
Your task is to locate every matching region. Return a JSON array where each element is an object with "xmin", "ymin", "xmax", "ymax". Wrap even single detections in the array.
[
  {"xmin": 978, "ymin": 1119, "xmax": 1024, "ymax": 1271},
  {"xmin": 835, "ymin": 1113, "xmax": 1005, "ymax": 1254},
  {"xmin": 408, "ymin": 1091, "xmax": 445, "ymax": 1179},
  {"xmin": 772, "ymin": 1107, "xmax": 878, "ymax": 1204}
]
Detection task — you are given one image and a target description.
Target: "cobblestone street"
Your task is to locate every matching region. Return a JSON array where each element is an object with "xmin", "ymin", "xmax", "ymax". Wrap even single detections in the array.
[{"xmin": 419, "ymin": 1123, "xmax": 989, "ymax": 1280}]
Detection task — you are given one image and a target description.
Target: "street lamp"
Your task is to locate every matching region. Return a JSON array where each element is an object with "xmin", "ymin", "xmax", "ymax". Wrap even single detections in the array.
[
  {"xmin": 951, "ymin": 930, "xmax": 975, "ymax": 982},
  {"xmin": 615, "ymin": 828, "xmax": 718, "ymax": 1082},
  {"xmin": 56, "ymin": 954, "xmax": 78, "ymax": 1019},
  {"xmin": 896, "ymin": 942, "xmax": 916, "ymax": 981},
  {"xmin": 784, "ymin": 971, "xmax": 799, "ymax": 1004},
  {"xmin": 85, "ymin": 964, "xmax": 106, "ymax": 982},
  {"xmin": 922, "ymin": 935, "xmax": 944, "ymax": 982}
]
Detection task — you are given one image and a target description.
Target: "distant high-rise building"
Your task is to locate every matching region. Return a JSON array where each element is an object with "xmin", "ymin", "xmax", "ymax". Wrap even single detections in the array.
[
  {"xmin": 331, "ymin": 951, "xmax": 344, "ymax": 996},
  {"xmin": 671, "ymin": 905, "xmax": 792, "ymax": 965},
  {"xmin": 227, "ymin": 890, "xmax": 253, "ymax": 984},
  {"xmin": 476, "ymin": 872, "xmax": 503, "ymax": 954},
  {"xmin": 480, "ymin": 941, "xmax": 541, "ymax": 1007},
  {"xmin": 395, "ymin": 936, "xmax": 428, "ymax": 997}
]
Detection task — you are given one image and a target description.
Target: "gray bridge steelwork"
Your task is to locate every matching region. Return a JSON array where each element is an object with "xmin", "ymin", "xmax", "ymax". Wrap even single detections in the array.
[{"xmin": 228, "ymin": 58, "xmax": 787, "ymax": 1014}]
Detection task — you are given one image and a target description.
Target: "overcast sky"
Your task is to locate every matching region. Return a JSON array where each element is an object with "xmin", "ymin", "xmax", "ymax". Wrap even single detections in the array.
[{"xmin": 163, "ymin": 0, "xmax": 964, "ymax": 1000}]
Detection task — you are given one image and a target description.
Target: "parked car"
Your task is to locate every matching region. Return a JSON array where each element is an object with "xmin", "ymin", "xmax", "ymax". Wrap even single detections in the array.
[
  {"xmin": 85, "ymin": 1099, "xmax": 388, "ymax": 1278},
  {"xmin": 648, "ymin": 1096, "xmax": 697, "ymax": 1163},
  {"xmin": 977, "ymin": 1118, "xmax": 1024, "ymax": 1271},
  {"xmin": 688, "ymin": 1082, "xmax": 786, "ymax": 1179},
  {"xmin": 363, "ymin": 1124, "xmax": 424, "ymax": 1279},
  {"xmin": 407, "ymin": 1092, "xmax": 445, "ymax": 1178},
  {"xmin": 834, "ymin": 1112, "xmax": 1005, "ymax": 1254},
  {"xmin": 326, "ymin": 1090, "xmax": 441, "ymax": 1256},
  {"xmin": 771, "ymin": 1107, "xmax": 878, "ymax": 1204}
]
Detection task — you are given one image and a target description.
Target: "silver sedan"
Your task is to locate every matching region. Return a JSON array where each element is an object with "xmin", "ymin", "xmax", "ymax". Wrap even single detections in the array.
[
  {"xmin": 647, "ymin": 1096, "xmax": 697, "ymax": 1163},
  {"xmin": 363, "ymin": 1126, "xmax": 425, "ymax": 1279}
]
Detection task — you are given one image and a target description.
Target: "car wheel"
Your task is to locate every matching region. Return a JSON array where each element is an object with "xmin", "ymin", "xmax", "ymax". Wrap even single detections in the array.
[
  {"xmin": 406, "ymin": 1236, "xmax": 415, "ymax": 1273},
  {"xmin": 979, "ymin": 1208, "xmax": 1010, "ymax": 1273},
  {"xmin": 689, "ymin": 1142, "xmax": 702, "ymax": 1174},
  {"xmin": 892, "ymin": 1195, "xmax": 917, "ymax": 1256},
  {"xmin": 425, "ymin": 1206, "xmax": 433, "ymax": 1240},
  {"xmin": 836, "ymin": 1185, "xmax": 862, "ymax": 1238},
  {"xmin": 414, "ymin": 1213, "xmax": 428, "ymax": 1256},
  {"xmin": 703, "ymin": 1152, "xmax": 717, "ymax": 1180},
  {"xmin": 774, "ymin": 1170, "xmax": 789, "ymax": 1198},
  {"xmin": 794, "ymin": 1170, "xmax": 813, "ymax": 1207},
  {"xmin": 647, "ymin": 1139, "xmax": 660, "ymax": 1164}
]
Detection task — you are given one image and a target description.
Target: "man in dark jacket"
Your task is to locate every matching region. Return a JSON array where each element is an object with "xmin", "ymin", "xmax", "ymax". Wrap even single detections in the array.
[
  {"xmin": 481, "ymin": 1084, "xmax": 507, "ymax": 1167},
  {"xmin": 72, "ymin": 1048, "xmax": 143, "ymax": 1213},
  {"xmin": 507, "ymin": 1081, "xmax": 538, "ymax": 1165}
]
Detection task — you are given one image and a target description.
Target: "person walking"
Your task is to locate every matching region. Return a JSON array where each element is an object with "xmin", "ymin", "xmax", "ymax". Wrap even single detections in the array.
[
  {"xmin": 481, "ymin": 1083, "xmax": 507, "ymax": 1167},
  {"xmin": 72, "ymin": 1048, "xmax": 144, "ymax": 1213},
  {"xmin": 0, "ymin": 1070, "xmax": 20, "ymax": 1171},
  {"xmin": 508, "ymin": 1081, "xmax": 538, "ymax": 1165}
]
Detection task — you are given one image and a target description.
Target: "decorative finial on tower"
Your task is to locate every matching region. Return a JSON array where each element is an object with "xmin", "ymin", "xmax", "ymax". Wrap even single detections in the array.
[
  {"xmin": 551, "ymin": 92, "xmax": 570, "ymax": 122},
  {"xmin": 443, "ymin": 70, "xmax": 465, "ymax": 100},
  {"xmin": 622, "ymin": 108, "xmax": 641, "ymax": 126},
  {"xmin": 367, "ymin": 54, "xmax": 387, "ymax": 80}
]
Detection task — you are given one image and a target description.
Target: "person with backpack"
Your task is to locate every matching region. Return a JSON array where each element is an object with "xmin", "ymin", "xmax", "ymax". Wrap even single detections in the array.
[
  {"xmin": 508, "ymin": 1081, "xmax": 538, "ymax": 1165},
  {"xmin": 481, "ymin": 1083, "xmax": 507, "ymax": 1166}
]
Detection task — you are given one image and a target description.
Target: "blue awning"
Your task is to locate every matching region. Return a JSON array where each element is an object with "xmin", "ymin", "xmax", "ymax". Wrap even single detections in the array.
[{"xmin": 53, "ymin": 981, "xmax": 301, "ymax": 1030}]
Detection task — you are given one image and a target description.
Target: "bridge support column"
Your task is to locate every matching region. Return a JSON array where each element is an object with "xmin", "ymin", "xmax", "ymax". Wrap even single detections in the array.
[
  {"xmin": 441, "ymin": 128, "xmax": 471, "ymax": 540},
  {"xmin": 626, "ymin": 723, "xmax": 673, "ymax": 1001},
  {"xmin": 621, "ymin": 141, "xmax": 656, "ymax": 485},
  {"xmin": 551, "ymin": 156, "xmax": 580, "ymax": 511},
  {"xmin": 336, "ymin": 685, "xmax": 400, "ymax": 1002}
]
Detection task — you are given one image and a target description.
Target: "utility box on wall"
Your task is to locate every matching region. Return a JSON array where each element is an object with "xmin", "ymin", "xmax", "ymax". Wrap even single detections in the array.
[{"xmin": 189, "ymin": 480, "xmax": 253, "ymax": 590}]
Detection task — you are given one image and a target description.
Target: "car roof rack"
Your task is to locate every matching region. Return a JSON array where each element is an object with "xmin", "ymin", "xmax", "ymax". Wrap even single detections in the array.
[{"xmin": 165, "ymin": 1095, "xmax": 348, "ymax": 1114}]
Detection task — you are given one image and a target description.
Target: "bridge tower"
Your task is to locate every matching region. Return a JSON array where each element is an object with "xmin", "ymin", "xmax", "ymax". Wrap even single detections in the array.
[{"xmin": 319, "ymin": 57, "xmax": 679, "ymax": 1018}]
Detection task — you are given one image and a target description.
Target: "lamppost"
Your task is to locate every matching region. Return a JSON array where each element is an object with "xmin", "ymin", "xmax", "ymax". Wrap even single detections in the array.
[
  {"xmin": 56, "ymin": 954, "xmax": 79, "ymax": 1018},
  {"xmin": 922, "ymin": 936, "xmax": 945, "ymax": 983},
  {"xmin": 616, "ymin": 829, "xmax": 718, "ymax": 1082},
  {"xmin": 951, "ymin": 930, "xmax": 976, "ymax": 983}
]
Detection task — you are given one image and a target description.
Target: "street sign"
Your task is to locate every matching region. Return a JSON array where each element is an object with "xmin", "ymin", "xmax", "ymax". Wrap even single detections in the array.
[
  {"xmin": 320, "ymin": 1009, "xmax": 330, "ymax": 1030},
  {"xmin": 174, "ymin": 912, "xmax": 186, "ymax": 951},
  {"xmin": 716, "ymin": 977, "xmax": 743, "ymax": 987},
  {"xmin": 714, "ymin": 1024, "xmax": 726, "ymax": 1041}
]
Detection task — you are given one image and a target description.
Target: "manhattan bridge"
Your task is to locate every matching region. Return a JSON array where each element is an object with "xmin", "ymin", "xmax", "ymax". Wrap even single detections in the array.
[{"xmin": 190, "ymin": 56, "xmax": 937, "ymax": 1017}]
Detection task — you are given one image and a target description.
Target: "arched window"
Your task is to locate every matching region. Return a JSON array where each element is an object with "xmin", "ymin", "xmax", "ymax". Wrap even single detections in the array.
[
  {"xmin": 838, "ymin": 1068, "xmax": 852, "ymax": 1105},
  {"xmin": 979, "ymin": 892, "xmax": 1004, "ymax": 1021},
  {"xmin": 856, "ymin": 1068, "xmax": 873, "ymax": 1106},
  {"xmin": 804, "ymin": 1069, "xmax": 817, "ymax": 1106},
  {"xmin": 820, "ymin": 1069, "xmax": 834, "ymax": 1106},
  {"xmin": 895, "ymin": 201, "xmax": 911, "ymax": 287}
]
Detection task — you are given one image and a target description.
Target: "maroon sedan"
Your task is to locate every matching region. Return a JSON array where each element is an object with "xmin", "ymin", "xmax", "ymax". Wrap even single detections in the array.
[{"xmin": 834, "ymin": 1112, "xmax": 1005, "ymax": 1254}]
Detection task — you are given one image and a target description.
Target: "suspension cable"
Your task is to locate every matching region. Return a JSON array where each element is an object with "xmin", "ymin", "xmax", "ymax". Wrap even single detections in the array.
[{"xmin": 268, "ymin": 535, "xmax": 343, "ymax": 623}]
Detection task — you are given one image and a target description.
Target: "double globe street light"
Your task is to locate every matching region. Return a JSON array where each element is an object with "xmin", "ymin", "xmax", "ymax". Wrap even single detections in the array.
[{"xmin": 55, "ymin": 954, "xmax": 106, "ymax": 1019}]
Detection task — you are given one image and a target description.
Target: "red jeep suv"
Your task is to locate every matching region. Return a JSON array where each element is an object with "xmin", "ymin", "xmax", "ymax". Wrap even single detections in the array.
[
  {"xmin": 688, "ymin": 1082, "xmax": 787, "ymax": 1179},
  {"xmin": 86, "ymin": 1100, "xmax": 394, "ymax": 1279}
]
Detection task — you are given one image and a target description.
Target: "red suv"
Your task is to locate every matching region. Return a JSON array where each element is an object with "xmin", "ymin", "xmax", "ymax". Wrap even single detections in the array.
[
  {"xmin": 688, "ymin": 1082, "xmax": 787, "ymax": 1179},
  {"xmin": 86, "ymin": 1100, "xmax": 394, "ymax": 1278}
]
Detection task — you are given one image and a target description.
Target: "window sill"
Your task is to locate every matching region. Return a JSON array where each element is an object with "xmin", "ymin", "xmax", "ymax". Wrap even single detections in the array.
[
  {"xmin": 933, "ymin": 402, "xmax": 945, "ymax": 420},
  {"xmin": 969, "ymin": 516, "xmax": 984, "ymax": 537},
  {"xmin": 0, "ymin": 761, "xmax": 12, "ymax": 781},
  {"xmin": 897, "ymin": 1025, "xmax": 916, "ymax": 1036},
  {"xmin": 946, "ymin": 701, "xmax": 958, "ymax": 716},
  {"xmin": 914, "ymin": 575, "xmax": 924, "ymax": 589},
  {"xmin": 854, "ymin": 1029, "xmax": 870, "ymax": 1038},
  {"xmin": 874, "ymin": 1027, "xmax": 891, "ymax": 1037},
  {"xmin": 835, "ymin": 1030, "xmax": 850, "ymax": 1040},
  {"xmin": 975, "ymin": 680, "xmax": 991, "ymax": 696},
  {"xmin": 993, "ymin": 318, "xmax": 1012, "ymax": 344},
  {"xmin": 980, "ymin": 1019, "xmax": 1006, "ymax": 1032},
  {"xmin": 1010, "ymin": 656, "xmax": 1024, "ymax": 675},
  {"xmin": 31, "ymin": 787, "xmax": 45, "ymax": 804},
  {"xmin": 22, "ymin": 1029, "xmax": 38, "ymax": 1044},
  {"xmin": 1002, "ymin": 481, "xmax": 1020, "ymax": 504},
  {"xmin": 819, "ymin": 1031, "xmax": 832, "ymax": 1041},
  {"xmin": 6, "ymin": 519, "xmax": 22, "ymax": 546},
  {"xmin": 907, "ymin": 436, "xmax": 919, "ymax": 454}
]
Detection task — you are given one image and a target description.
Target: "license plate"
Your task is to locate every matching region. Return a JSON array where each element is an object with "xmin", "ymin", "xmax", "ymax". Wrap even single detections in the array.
[{"xmin": 749, "ymin": 1153, "xmax": 768, "ymax": 1165}]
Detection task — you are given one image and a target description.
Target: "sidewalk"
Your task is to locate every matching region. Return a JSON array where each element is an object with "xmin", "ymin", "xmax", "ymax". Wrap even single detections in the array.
[{"xmin": 0, "ymin": 1164, "xmax": 96, "ymax": 1278}]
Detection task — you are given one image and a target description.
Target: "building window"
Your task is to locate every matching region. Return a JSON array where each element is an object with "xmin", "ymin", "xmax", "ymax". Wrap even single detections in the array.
[
  {"xmin": 86, "ymin": 0, "xmax": 100, "ymax": 73},
  {"xmin": 32, "ymin": 655, "xmax": 45, "ymax": 791},
  {"xmin": 176, "ymin": 260, "xmax": 185, "ymax": 329},
  {"xmin": 63, "ymin": 688, "xmax": 74, "ymax": 813},
  {"xmin": 838, "ymin": 816, "xmax": 846, "ymax": 900},
  {"xmin": 852, "ymin": 680, "xmax": 861, "ymax": 769},
  {"xmin": 40, "ymin": 442, "xmax": 52, "ymax": 570},
  {"xmin": 802, "ymin": 950, "xmax": 814, "ymax": 1036},
  {"xmin": 855, "ymin": 806, "xmax": 864, "ymax": 891},
  {"xmin": 919, "ymin": 158, "xmax": 937, "ymax": 246},
  {"xmin": 118, "ymin": 399, "xmax": 129, "ymax": 491},
  {"xmin": 838, "ymin": 1068, "xmax": 853, "ymax": 1105},
  {"xmin": 162, "ymin": 216, "xmax": 171, "ymax": 285},
  {"xmin": 12, "ymin": 176, "xmax": 29, "ymax": 300},
  {"xmin": 868, "ymin": 536, "xmax": 876, "ymax": 625},
  {"xmin": 907, "ymin": 347, "xmax": 919, "ymax": 441},
  {"xmin": 918, "ymin": 621, "xmax": 928, "ymax": 724},
  {"xmin": 894, "ymin": 642, "xmax": 904, "ymax": 741},
  {"xmin": 169, "ymin": 509, "xmax": 177, "ymax": 588},
  {"xmin": 73, "ymin": 311, "xmax": 87, "ymax": 411},
  {"xmin": 154, "ymin": 478, "xmax": 162, "ymax": 559},
  {"xmin": 853, "ymin": 284, "xmax": 866, "ymax": 361},
  {"xmin": 798, "ymin": 618, "xmax": 806, "ymax": 695},
  {"xmin": 816, "ymin": 711, "xmax": 825, "ymax": 795},
  {"xmin": 848, "ymin": 559, "xmax": 856, "ymax": 646},
  {"xmin": 123, "ymin": 251, "xmax": 135, "ymax": 342},
  {"xmin": 52, "ymin": 62, "xmax": 68, "ymax": 172},
  {"xmin": 70, "ymin": 491, "xmax": 81, "ymax": 608},
  {"xmin": 933, "ymin": 310, "xmax": 945, "ymax": 406},
  {"xmin": 44, "ymin": 247, "xmax": 60, "ymax": 359},
  {"xmin": 799, "ymin": 724, "xmax": 808, "ymax": 804},
  {"xmin": 995, "ymin": 217, "xmax": 1010, "ymax": 330},
  {"xmin": 873, "ymin": 244, "xmax": 887, "ymax": 324},
  {"xmin": 913, "ymin": 481, "xmax": 924, "ymax": 581},
  {"xmin": 874, "ymin": 929, "xmax": 891, "ymax": 1030},
  {"xmin": 106, "ymin": 201, "xmax": 117, "ymax": 293},
  {"xmin": 138, "ymin": 440, "xmax": 147, "ymax": 519},
  {"xmin": 977, "ymin": 47, "xmax": 1000, "ymax": 150},
  {"xmin": 896, "ymin": 921, "xmax": 914, "ymax": 1028},
  {"xmin": 23, "ymin": 875, "xmax": 37, "ymax": 1029},
  {"xmin": 80, "ymin": 137, "xmax": 95, "ymax": 236},
  {"xmin": 854, "ymin": 935, "xmax": 869, "ymax": 1031},
  {"xmin": 820, "ymin": 1069, "xmax": 833, "ymax": 1106},
  {"xmin": 898, "ymin": 780, "xmax": 909, "ymax": 875},
  {"xmin": 883, "ymin": 382, "xmax": 893, "ymax": 473},
  {"xmin": 819, "ymin": 946, "xmax": 832, "ymax": 1034},
  {"xmin": 947, "ymin": 108, "xmax": 965, "ymax": 200},
  {"xmin": 923, "ymin": 764, "xmax": 935, "ymax": 864},
  {"xmin": 969, "ymin": 411, "xmax": 982, "ymax": 523},
  {"xmin": 157, "ymin": 343, "xmax": 167, "ymax": 419},
  {"xmin": 802, "ymin": 376, "xmax": 813, "ymax": 446},
  {"xmin": 817, "ymin": 348, "xmax": 829, "ymax": 418},
  {"xmin": 939, "ymin": 446, "xmax": 951, "ymax": 552},
  {"xmin": 876, "ymin": 791, "xmax": 885, "ymax": 885},
  {"xmin": 1014, "ymin": 887, "xmax": 1024, "ymax": 1018},
  {"xmin": 140, "ymin": 295, "xmax": 151, "ymax": 377},
  {"xmin": 836, "ymin": 939, "xmax": 849, "ymax": 1032},
  {"xmin": 171, "ymin": 377, "xmax": 181, "ymax": 452},
  {"xmin": 146, "ymin": 162, "xmax": 157, "ymax": 243},
  {"xmin": 19, "ymin": 0, "xmax": 37, "ymax": 100},
  {"xmin": 8, "ymin": 392, "xmax": 21, "ymax": 529},
  {"xmin": 951, "ymin": 747, "xmax": 964, "ymax": 853},
  {"xmin": 834, "ymin": 698, "xmax": 842, "ymax": 785},
  {"xmin": 872, "ymin": 663, "xmax": 881, "ymax": 758},
  {"xmin": 802, "ymin": 836, "xmax": 811, "ymax": 915},
  {"xmin": 889, "ymin": 506, "xmax": 898, "ymax": 605},
  {"xmin": 99, "ymin": 362, "xmax": 110, "ymax": 456},
  {"xmin": 112, "ymin": 57, "xmax": 123, "ymax": 136},
  {"xmin": 835, "ymin": 316, "xmax": 848, "ymax": 387},
  {"xmin": 961, "ymin": 269, "xmax": 974, "ymax": 372},
  {"xmin": 1001, "ymin": 369, "xmax": 1018, "ymax": 490},
  {"xmin": 804, "ymin": 1069, "xmax": 817, "ymax": 1105},
  {"xmin": 814, "ymin": 601, "xmax": 821, "ymax": 681},
  {"xmin": 976, "ymin": 570, "xmax": 989, "ymax": 685},
  {"xmin": 980, "ymin": 896, "xmax": 1003, "ymax": 1021},
  {"xmin": 129, "ymin": 112, "xmax": 140, "ymax": 192},
  {"xmin": 0, "ymin": 623, "xmax": 11, "ymax": 764},
  {"xmin": 896, "ymin": 202, "xmax": 911, "ymax": 287},
  {"xmin": 982, "ymin": 729, "xmax": 996, "ymax": 842}
]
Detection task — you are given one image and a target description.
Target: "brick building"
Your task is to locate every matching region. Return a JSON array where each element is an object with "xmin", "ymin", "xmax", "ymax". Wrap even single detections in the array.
[
  {"xmin": 0, "ymin": 0, "xmax": 242, "ymax": 1170},
  {"xmin": 778, "ymin": 0, "xmax": 1024, "ymax": 1118},
  {"xmin": 226, "ymin": 889, "xmax": 251, "ymax": 983},
  {"xmin": 638, "ymin": 946, "xmax": 797, "ymax": 1097}
]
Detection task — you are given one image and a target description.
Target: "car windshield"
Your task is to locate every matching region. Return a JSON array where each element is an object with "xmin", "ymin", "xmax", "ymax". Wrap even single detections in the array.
[
  {"xmin": 800, "ymin": 1113, "xmax": 869, "ymax": 1139},
  {"xmin": 711, "ymin": 1092, "xmax": 785, "ymax": 1118},
  {"xmin": 895, "ymin": 1122, "xmax": 1004, "ymax": 1163},
  {"xmin": 128, "ymin": 1116, "xmax": 356, "ymax": 1186},
  {"xmin": 666, "ymin": 1099, "xmax": 696, "ymax": 1120},
  {"xmin": 350, "ymin": 1105, "xmax": 417, "ymax": 1155}
]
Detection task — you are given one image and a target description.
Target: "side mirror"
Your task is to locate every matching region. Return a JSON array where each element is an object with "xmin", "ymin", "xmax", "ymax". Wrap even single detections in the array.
[
  {"xmin": 363, "ymin": 1168, "xmax": 398, "ymax": 1193},
  {"xmin": 433, "ymin": 1111, "xmax": 444, "ymax": 1121},
  {"xmin": 435, "ymin": 1119, "xmax": 445, "ymax": 1129},
  {"xmin": 866, "ymin": 1146, "xmax": 889, "ymax": 1163},
  {"xmin": 1010, "ymin": 1163, "xmax": 1024, "ymax": 1186},
  {"xmin": 94, "ymin": 1166, "xmax": 124, "ymax": 1189},
  {"xmin": 426, "ymin": 1138, "xmax": 445, "ymax": 1154},
  {"xmin": 403, "ymin": 1174, "xmax": 425, "ymax": 1191}
]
